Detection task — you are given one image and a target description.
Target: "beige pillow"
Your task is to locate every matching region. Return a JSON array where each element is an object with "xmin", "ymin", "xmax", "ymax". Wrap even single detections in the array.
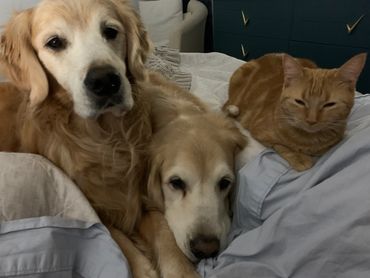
[{"xmin": 139, "ymin": 0, "xmax": 183, "ymax": 45}]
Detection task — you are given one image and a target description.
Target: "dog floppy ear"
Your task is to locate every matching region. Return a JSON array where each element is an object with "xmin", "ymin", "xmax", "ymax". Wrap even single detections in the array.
[
  {"xmin": 111, "ymin": 0, "xmax": 151, "ymax": 83},
  {"xmin": 230, "ymin": 126, "xmax": 248, "ymax": 155},
  {"xmin": 146, "ymin": 154, "xmax": 165, "ymax": 212},
  {"xmin": 0, "ymin": 9, "xmax": 49, "ymax": 107}
]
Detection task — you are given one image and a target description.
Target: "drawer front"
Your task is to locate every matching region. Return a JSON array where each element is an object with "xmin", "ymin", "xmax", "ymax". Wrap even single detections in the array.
[
  {"xmin": 289, "ymin": 41, "xmax": 370, "ymax": 93},
  {"xmin": 214, "ymin": 0, "xmax": 293, "ymax": 38},
  {"xmin": 214, "ymin": 32, "xmax": 289, "ymax": 60},
  {"xmin": 292, "ymin": 0, "xmax": 370, "ymax": 48}
]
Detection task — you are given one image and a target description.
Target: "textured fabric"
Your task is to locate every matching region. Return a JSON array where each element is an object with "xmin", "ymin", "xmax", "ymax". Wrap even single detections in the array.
[
  {"xmin": 0, "ymin": 153, "xmax": 99, "ymax": 223},
  {"xmin": 147, "ymin": 46, "xmax": 192, "ymax": 90},
  {"xmin": 180, "ymin": 52, "xmax": 244, "ymax": 110},
  {"xmin": 197, "ymin": 94, "xmax": 370, "ymax": 277},
  {"xmin": 0, "ymin": 217, "xmax": 130, "ymax": 278},
  {"xmin": 0, "ymin": 153, "xmax": 128, "ymax": 276}
]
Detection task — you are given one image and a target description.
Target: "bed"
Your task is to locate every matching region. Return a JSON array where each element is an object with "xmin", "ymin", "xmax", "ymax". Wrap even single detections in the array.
[{"xmin": 1, "ymin": 49, "xmax": 370, "ymax": 277}]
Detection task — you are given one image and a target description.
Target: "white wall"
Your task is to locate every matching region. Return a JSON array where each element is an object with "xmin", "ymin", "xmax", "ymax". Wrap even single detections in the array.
[
  {"xmin": 0, "ymin": 1, "xmax": 40, "ymax": 81},
  {"xmin": 0, "ymin": 0, "xmax": 40, "ymax": 27}
]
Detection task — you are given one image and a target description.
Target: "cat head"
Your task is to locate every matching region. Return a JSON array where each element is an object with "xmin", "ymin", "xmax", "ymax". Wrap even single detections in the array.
[{"xmin": 279, "ymin": 53, "xmax": 367, "ymax": 133}]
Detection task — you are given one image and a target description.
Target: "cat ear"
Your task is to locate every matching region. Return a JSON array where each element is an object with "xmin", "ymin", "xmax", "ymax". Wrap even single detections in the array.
[
  {"xmin": 282, "ymin": 54, "xmax": 304, "ymax": 87},
  {"xmin": 338, "ymin": 53, "xmax": 367, "ymax": 87}
]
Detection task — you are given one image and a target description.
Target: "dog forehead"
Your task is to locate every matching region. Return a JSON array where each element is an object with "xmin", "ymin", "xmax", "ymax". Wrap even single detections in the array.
[{"xmin": 32, "ymin": 0, "xmax": 115, "ymax": 31}]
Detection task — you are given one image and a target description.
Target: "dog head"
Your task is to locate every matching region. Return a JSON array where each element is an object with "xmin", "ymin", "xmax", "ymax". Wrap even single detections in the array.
[
  {"xmin": 148, "ymin": 112, "xmax": 247, "ymax": 262},
  {"xmin": 0, "ymin": 0, "xmax": 150, "ymax": 118}
]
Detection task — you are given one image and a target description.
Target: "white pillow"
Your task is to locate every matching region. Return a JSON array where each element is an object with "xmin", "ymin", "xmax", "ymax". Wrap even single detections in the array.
[
  {"xmin": 130, "ymin": 0, "xmax": 139, "ymax": 11},
  {"xmin": 139, "ymin": 0, "xmax": 183, "ymax": 45}
]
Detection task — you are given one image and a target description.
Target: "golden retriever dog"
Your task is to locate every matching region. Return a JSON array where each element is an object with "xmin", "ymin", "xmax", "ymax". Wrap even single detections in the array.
[
  {"xmin": 138, "ymin": 73, "xmax": 247, "ymax": 272},
  {"xmin": 0, "ymin": 0, "xmax": 192, "ymax": 277},
  {"xmin": 0, "ymin": 0, "xmax": 150, "ymax": 235}
]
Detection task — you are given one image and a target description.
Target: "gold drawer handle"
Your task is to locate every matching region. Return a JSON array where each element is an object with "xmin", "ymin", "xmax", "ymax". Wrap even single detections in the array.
[
  {"xmin": 241, "ymin": 10, "xmax": 249, "ymax": 27},
  {"xmin": 346, "ymin": 14, "xmax": 365, "ymax": 34},
  {"xmin": 241, "ymin": 44, "xmax": 249, "ymax": 58}
]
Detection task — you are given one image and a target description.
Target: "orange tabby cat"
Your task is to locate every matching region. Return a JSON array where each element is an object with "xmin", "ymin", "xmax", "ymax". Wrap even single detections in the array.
[{"xmin": 224, "ymin": 53, "xmax": 367, "ymax": 171}]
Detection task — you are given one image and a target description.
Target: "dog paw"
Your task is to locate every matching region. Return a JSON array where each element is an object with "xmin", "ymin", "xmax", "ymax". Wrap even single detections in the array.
[
  {"xmin": 161, "ymin": 270, "xmax": 200, "ymax": 278},
  {"xmin": 131, "ymin": 265, "xmax": 159, "ymax": 278},
  {"xmin": 161, "ymin": 263, "xmax": 200, "ymax": 278}
]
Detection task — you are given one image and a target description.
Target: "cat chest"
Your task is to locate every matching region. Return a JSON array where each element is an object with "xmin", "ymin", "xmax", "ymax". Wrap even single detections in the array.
[{"xmin": 285, "ymin": 135, "xmax": 340, "ymax": 156}]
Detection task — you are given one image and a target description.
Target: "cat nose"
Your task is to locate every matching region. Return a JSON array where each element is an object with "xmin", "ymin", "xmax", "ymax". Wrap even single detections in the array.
[
  {"xmin": 306, "ymin": 111, "xmax": 318, "ymax": 125},
  {"xmin": 306, "ymin": 119, "xmax": 318, "ymax": 125}
]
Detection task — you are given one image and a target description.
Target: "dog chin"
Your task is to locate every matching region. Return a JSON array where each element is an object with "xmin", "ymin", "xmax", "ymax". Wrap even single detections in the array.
[
  {"xmin": 183, "ymin": 246, "xmax": 198, "ymax": 263},
  {"xmin": 75, "ymin": 102, "xmax": 132, "ymax": 119},
  {"xmin": 103, "ymin": 104, "xmax": 132, "ymax": 117},
  {"xmin": 95, "ymin": 103, "xmax": 133, "ymax": 118}
]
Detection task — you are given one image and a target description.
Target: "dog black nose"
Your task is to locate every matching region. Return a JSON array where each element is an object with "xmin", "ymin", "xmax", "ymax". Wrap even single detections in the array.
[
  {"xmin": 84, "ymin": 66, "xmax": 121, "ymax": 97},
  {"xmin": 190, "ymin": 235, "xmax": 220, "ymax": 260}
]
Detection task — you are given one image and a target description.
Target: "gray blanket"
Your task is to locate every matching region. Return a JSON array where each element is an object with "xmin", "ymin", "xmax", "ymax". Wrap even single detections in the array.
[{"xmin": 198, "ymin": 94, "xmax": 370, "ymax": 277}]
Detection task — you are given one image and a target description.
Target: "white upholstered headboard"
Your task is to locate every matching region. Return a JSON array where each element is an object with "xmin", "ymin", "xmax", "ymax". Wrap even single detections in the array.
[{"xmin": 0, "ymin": 0, "xmax": 40, "ymax": 27}]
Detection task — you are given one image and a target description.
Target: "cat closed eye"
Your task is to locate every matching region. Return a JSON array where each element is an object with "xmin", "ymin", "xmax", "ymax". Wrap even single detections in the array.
[
  {"xmin": 323, "ymin": 102, "xmax": 336, "ymax": 108},
  {"xmin": 294, "ymin": 99, "xmax": 306, "ymax": 106}
]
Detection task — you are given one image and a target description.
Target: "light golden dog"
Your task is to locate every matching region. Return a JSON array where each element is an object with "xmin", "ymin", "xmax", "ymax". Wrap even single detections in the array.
[
  {"xmin": 138, "ymin": 74, "xmax": 246, "ymax": 274},
  {"xmin": 0, "ymin": 0, "xmax": 248, "ymax": 277}
]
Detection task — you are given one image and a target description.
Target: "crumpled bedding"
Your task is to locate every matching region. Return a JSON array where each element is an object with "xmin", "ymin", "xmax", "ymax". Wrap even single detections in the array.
[
  {"xmin": 0, "ymin": 217, "xmax": 130, "ymax": 278},
  {"xmin": 0, "ymin": 153, "xmax": 99, "ymax": 223},
  {"xmin": 196, "ymin": 95, "xmax": 370, "ymax": 278},
  {"xmin": 0, "ymin": 154, "xmax": 130, "ymax": 277}
]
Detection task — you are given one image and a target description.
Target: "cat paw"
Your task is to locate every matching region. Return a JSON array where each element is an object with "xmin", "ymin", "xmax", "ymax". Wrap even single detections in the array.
[
  {"xmin": 290, "ymin": 155, "xmax": 314, "ymax": 171},
  {"xmin": 273, "ymin": 145, "xmax": 315, "ymax": 172},
  {"xmin": 226, "ymin": 105, "xmax": 240, "ymax": 117}
]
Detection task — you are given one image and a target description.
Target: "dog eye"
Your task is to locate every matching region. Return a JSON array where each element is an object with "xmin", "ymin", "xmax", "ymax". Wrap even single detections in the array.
[
  {"xmin": 45, "ymin": 36, "xmax": 66, "ymax": 51},
  {"xmin": 218, "ymin": 178, "xmax": 232, "ymax": 191},
  {"xmin": 323, "ymin": 102, "xmax": 336, "ymax": 108},
  {"xmin": 103, "ymin": 27, "xmax": 119, "ymax": 40},
  {"xmin": 169, "ymin": 177, "xmax": 186, "ymax": 191}
]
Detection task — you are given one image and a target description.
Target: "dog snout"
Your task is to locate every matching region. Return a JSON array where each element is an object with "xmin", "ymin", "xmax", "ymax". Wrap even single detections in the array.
[
  {"xmin": 190, "ymin": 234, "xmax": 220, "ymax": 260},
  {"xmin": 84, "ymin": 66, "xmax": 121, "ymax": 97}
]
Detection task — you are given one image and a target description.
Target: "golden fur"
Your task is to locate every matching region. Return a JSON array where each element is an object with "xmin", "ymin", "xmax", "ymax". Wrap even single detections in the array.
[
  {"xmin": 0, "ymin": 0, "xmax": 150, "ymax": 234},
  {"xmin": 224, "ymin": 53, "xmax": 367, "ymax": 171},
  {"xmin": 138, "ymin": 73, "xmax": 246, "ymax": 276},
  {"xmin": 0, "ymin": 1, "xmax": 246, "ymax": 277}
]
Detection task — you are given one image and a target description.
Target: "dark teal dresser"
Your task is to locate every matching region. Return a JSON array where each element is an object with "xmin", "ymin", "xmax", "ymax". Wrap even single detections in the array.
[{"xmin": 213, "ymin": 0, "xmax": 370, "ymax": 93}]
